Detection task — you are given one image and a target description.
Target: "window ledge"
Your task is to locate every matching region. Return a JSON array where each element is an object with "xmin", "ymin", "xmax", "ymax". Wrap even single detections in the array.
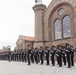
[{"xmin": 54, "ymin": 37, "xmax": 72, "ymax": 41}]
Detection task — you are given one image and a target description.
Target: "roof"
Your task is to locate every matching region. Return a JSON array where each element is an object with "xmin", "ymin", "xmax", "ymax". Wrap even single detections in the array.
[
  {"xmin": 21, "ymin": 35, "xmax": 34, "ymax": 41},
  {"xmin": 0, "ymin": 49, "xmax": 9, "ymax": 54}
]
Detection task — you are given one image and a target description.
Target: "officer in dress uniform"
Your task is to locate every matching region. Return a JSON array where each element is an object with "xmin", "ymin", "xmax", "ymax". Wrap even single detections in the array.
[
  {"xmin": 38, "ymin": 49, "xmax": 40, "ymax": 63},
  {"xmin": 21, "ymin": 49, "xmax": 24, "ymax": 62},
  {"xmin": 27, "ymin": 45, "xmax": 31, "ymax": 65},
  {"xmin": 57, "ymin": 46, "xmax": 62, "ymax": 67},
  {"xmin": 12, "ymin": 51, "xmax": 14, "ymax": 61},
  {"xmin": 65, "ymin": 44, "xmax": 71, "ymax": 68},
  {"xmin": 34, "ymin": 48, "xmax": 39, "ymax": 64},
  {"xmin": 14, "ymin": 51, "xmax": 16, "ymax": 61},
  {"xmin": 17, "ymin": 50, "xmax": 20, "ymax": 61},
  {"xmin": 20, "ymin": 50, "xmax": 22, "ymax": 62},
  {"xmin": 8, "ymin": 50, "xmax": 11, "ymax": 62},
  {"xmin": 62, "ymin": 46, "xmax": 66, "ymax": 66},
  {"xmin": 70, "ymin": 46, "xmax": 75, "ymax": 66},
  {"xmin": 19, "ymin": 50, "xmax": 21, "ymax": 61},
  {"xmin": 13, "ymin": 51, "xmax": 15, "ymax": 61},
  {"xmin": 20, "ymin": 50, "xmax": 23, "ymax": 62},
  {"xmin": 31, "ymin": 48, "xmax": 34, "ymax": 63},
  {"xmin": 55, "ymin": 47, "xmax": 59, "ymax": 65},
  {"xmin": 45, "ymin": 46, "xmax": 50, "ymax": 65},
  {"xmin": 16, "ymin": 51, "xmax": 18, "ymax": 61},
  {"xmin": 24, "ymin": 49, "xmax": 27, "ymax": 62},
  {"xmin": 39, "ymin": 47, "xmax": 44, "ymax": 65},
  {"xmin": 10, "ymin": 51, "xmax": 13, "ymax": 61},
  {"xmin": 50, "ymin": 46, "xmax": 56, "ymax": 66}
]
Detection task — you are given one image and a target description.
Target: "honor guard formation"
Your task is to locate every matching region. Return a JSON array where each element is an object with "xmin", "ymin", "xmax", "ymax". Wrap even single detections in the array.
[{"xmin": 0, "ymin": 43, "xmax": 76, "ymax": 68}]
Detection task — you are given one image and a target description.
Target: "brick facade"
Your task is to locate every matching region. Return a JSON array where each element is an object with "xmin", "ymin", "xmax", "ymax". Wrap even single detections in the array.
[{"xmin": 33, "ymin": 0, "xmax": 76, "ymax": 48}]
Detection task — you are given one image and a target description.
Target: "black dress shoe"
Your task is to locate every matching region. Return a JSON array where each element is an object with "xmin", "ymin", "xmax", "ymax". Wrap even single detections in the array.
[
  {"xmin": 64, "ymin": 64, "xmax": 66, "ymax": 66},
  {"xmin": 58, "ymin": 66, "xmax": 62, "ymax": 67},
  {"xmin": 71, "ymin": 65, "xmax": 74, "ymax": 66},
  {"xmin": 67, "ymin": 66, "xmax": 71, "ymax": 68},
  {"xmin": 27, "ymin": 64, "xmax": 31, "ymax": 65},
  {"xmin": 52, "ymin": 65, "xmax": 55, "ymax": 66},
  {"xmin": 47, "ymin": 64, "xmax": 49, "ymax": 65}
]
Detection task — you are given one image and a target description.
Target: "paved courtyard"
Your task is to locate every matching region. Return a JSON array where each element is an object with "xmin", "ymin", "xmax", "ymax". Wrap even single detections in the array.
[{"xmin": 0, "ymin": 60, "xmax": 76, "ymax": 75}]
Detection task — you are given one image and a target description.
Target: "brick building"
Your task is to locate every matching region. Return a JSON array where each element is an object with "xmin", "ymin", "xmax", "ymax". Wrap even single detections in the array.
[
  {"xmin": 33, "ymin": 0, "xmax": 76, "ymax": 48},
  {"xmin": 16, "ymin": 35, "xmax": 34, "ymax": 50}
]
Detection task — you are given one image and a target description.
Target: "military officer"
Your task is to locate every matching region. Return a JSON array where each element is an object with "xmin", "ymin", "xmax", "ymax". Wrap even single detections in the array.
[
  {"xmin": 57, "ymin": 46, "xmax": 62, "ymax": 67},
  {"xmin": 55, "ymin": 47, "xmax": 60, "ymax": 65},
  {"xmin": 19, "ymin": 50, "xmax": 21, "ymax": 61},
  {"xmin": 14, "ymin": 50, "xmax": 17, "ymax": 61},
  {"xmin": 65, "ymin": 44, "xmax": 71, "ymax": 68},
  {"xmin": 8, "ymin": 51, "xmax": 11, "ymax": 62},
  {"xmin": 24, "ymin": 49, "xmax": 27, "ymax": 62},
  {"xmin": 62, "ymin": 46, "xmax": 66, "ymax": 66},
  {"xmin": 70, "ymin": 46, "xmax": 75, "ymax": 66},
  {"xmin": 21, "ymin": 49, "xmax": 24, "ymax": 62},
  {"xmin": 27, "ymin": 45, "xmax": 31, "ymax": 65},
  {"xmin": 45, "ymin": 46, "xmax": 50, "ymax": 65},
  {"xmin": 34, "ymin": 48, "xmax": 39, "ymax": 64},
  {"xmin": 50, "ymin": 46, "xmax": 56, "ymax": 66},
  {"xmin": 16, "ymin": 51, "xmax": 18, "ymax": 61},
  {"xmin": 31, "ymin": 48, "xmax": 34, "ymax": 63},
  {"xmin": 39, "ymin": 47, "xmax": 44, "ymax": 65}
]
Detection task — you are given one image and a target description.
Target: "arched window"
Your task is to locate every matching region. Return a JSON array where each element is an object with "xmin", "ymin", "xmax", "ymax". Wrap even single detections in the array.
[
  {"xmin": 54, "ymin": 19, "xmax": 62, "ymax": 39},
  {"xmin": 63, "ymin": 16, "xmax": 71, "ymax": 38}
]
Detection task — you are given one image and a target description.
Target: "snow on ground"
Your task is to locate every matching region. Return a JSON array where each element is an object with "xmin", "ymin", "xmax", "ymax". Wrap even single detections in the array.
[{"xmin": 0, "ymin": 60, "xmax": 76, "ymax": 75}]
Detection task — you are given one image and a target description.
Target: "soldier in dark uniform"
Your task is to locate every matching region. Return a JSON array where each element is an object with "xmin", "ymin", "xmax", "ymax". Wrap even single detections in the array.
[
  {"xmin": 24, "ymin": 49, "xmax": 27, "ymax": 62},
  {"xmin": 62, "ymin": 46, "xmax": 66, "ymax": 66},
  {"xmin": 17, "ymin": 50, "xmax": 20, "ymax": 61},
  {"xmin": 50, "ymin": 46, "xmax": 56, "ymax": 66},
  {"xmin": 19, "ymin": 50, "xmax": 21, "ymax": 62},
  {"xmin": 34, "ymin": 48, "xmax": 39, "ymax": 64},
  {"xmin": 65, "ymin": 44, "xmax": 71, "ymax": 68},
  {"xmin": 20, "ymin": 49, "xmax": 22, "ymax": 61},
  {"xmin": 8, "ymin": 51, "xmax": 11, "ymax": 62},
  {"xmin": 16, "ymin": 51, "xmax": 19, "ymax": 61},
  {"xmin": 55, "ymin": 49, "xmax": 59, "ymax": 65},
  {"xmin": 70, "ymin": 46, "xmax": 75, "ymax": 66},
  {"xmin": 31, "ymin": 48, "xmax": 34, "ymax": 63},
  {"xmin": 39, "ymin": 47, "xmax": 44, "ymax": 65},
  {"xmin": 14, "ymin": 50, "xmax": 17, "ymax": 61},
  {"xmin": 57, "ymin": 46, "xmax": 62, "ymax": 67},
  {"xmin": 12, "ymin": 51, "xmax": 14, "ymax": 61},
  {"xmin": 15, "ymin": 50, "xmax": 18, "ymax": 61},
  {"xmin": 10, "ymin": 51, "xmax": 13, "ymax": 61},
  {"xmin": 38, "ymin": 49, "xmax": 40, "ymax": 63},
  {"xmin": 20, "ymin": 50, "xmax": 22, "ymax": 61},
  {"xmin": 27, "ymin": 45, "xmax": 31, "ymax": 65},
  {"xmin": 13, "ymin": 51, "xmax": 15, "ymax": 61},
  {"xmin": 21, "ymin": 49, "xmax": 24, "ymax": 62},
  {"xmin": 45, "ymin": 46, "xmax": 50, "ymax": 65},
  {"xmin": 11, "ymin": 51, "xmax": 14, "ymax": 61}
]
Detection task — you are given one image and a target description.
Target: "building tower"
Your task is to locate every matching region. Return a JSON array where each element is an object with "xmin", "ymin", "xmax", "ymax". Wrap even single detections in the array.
[{"xmin": 33, "ymin": 0, "xmax": 46, "ymax": 48}]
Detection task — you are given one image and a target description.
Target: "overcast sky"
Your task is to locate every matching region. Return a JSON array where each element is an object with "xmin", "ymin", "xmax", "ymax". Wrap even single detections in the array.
[{"xmin": 0, "ymin": 0, "xmax": 52, "ymax": 50}]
